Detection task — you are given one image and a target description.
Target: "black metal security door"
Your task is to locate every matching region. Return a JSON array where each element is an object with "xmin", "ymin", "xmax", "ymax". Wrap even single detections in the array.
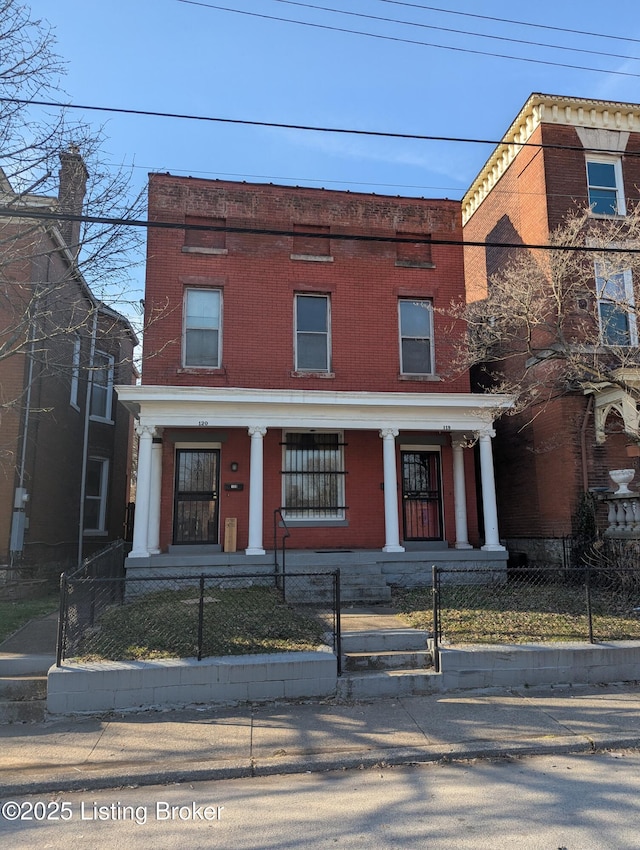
[
  {"xmin": 173, "ymin": 449, "xmax": 220, "ymax": 544},
  {"xmin": 401, "ymin": 450, "xmax": 443, "ymax": 540}
]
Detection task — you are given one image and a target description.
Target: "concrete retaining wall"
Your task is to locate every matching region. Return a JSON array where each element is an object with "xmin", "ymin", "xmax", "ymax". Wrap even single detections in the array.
[
  {"xmin": 47, "ymin": 642, "xmax": 640, "ymax": 714},
  {"xmin": 439, "ymin": 642, "xmax": 640, "ymax": 691},
  {"xmin": 47, "ymin": 651, "xmax": 337, "ymax": 715}
]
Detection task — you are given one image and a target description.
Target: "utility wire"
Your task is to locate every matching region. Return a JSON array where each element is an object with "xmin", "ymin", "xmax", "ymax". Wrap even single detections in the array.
[
  {"xmin": 2, "ymin": 206, "xmax": 639, "ymax": 254},
  {"xmin": 272, "ymin": 0, "xmax": 640, "ymax": 62},
  {"xmin": 175, "ymin": 0, "xmax": 640, "ymax": 78},
  {"xmin": 4, "ymin": 95, "xmax": 640, "ymax": 159},
  {"xmin": 377, "ymin": 0, "xmax": 640, "ymax": 46}
]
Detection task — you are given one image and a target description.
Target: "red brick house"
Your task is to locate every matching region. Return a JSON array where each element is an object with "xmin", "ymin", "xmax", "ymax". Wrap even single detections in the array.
[
  {"xmin": 118, "ymin": 175, "xmax": 512, "ymax": 586},
  {"xmin": 0, "ymin": 152, "xmax": 137, "ymax": 575},
  {"xmin": 462, "ymin": 93, "xmax": 640, "ymax": 567}
]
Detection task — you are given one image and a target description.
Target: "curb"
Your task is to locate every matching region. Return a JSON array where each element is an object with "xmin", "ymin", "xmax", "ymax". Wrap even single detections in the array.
[{"xmin": 3, "ymin": 733, "xmax": 640, "ymax": 797}]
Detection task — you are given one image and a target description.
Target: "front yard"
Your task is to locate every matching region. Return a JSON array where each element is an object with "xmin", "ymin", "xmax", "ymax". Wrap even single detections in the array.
[
  {"xmin": 71, "ymin": 585, "xmax": 327, "ymax": 661},
  {"xmin": 393, "ymin": 580, "xmax": 640, "ymax": 644}
]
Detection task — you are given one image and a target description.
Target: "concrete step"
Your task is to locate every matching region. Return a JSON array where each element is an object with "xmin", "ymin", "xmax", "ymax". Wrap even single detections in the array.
[
  {"xmin": 341, "ymin": 628, "xmax": 430, "ymax": 653},
  {"xmin": 336, "ymin": 669, "xmax": 440, "ymax": 700},
  {"xmin": 342, "ymin": 649, "xmax": 433, "ymax": 672},
  {"xmin": 285, "ymin": 585, "xmax": 392, "ymax": 604},
  {"xmin": 0, "ymin": 675, "xmax": 48, "ymax": 724},
  {"xmin": 0, "ymin": 698, "xmax": 46, "ymax": 724},
  {"xmin": 0, "ymin": 675, "xmax": 47, "ymax": 701}
]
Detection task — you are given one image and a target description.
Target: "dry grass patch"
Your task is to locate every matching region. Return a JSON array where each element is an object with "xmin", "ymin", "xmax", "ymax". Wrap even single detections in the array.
[
  {"xmin": 73, "ymin": 585, "xmax": 326, "ymax": 661},
  {"xmin": 392, "ymin": 580, "xmax": 640, "ymax": 644}
]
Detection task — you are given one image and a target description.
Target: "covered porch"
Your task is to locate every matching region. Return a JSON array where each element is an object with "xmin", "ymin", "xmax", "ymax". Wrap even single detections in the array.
[{"xmin": 116, "ymin": 386, "xmax": 513, "ymax": 577}]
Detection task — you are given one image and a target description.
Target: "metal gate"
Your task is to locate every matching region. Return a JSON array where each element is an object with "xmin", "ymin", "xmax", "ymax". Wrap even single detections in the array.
[
  {"xmin": 173, "ymin": 449, "xmax": 220, "ymax": 544},
  {"xmin": 401, "ymin": 450, "xmax": 443, "ymax": 540}
]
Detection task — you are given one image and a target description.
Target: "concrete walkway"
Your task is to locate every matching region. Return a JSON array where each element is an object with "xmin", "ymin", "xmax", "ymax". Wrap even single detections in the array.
[{"xmin": 2, "ymin": 611, "xmax": 640, "ymax": 797}]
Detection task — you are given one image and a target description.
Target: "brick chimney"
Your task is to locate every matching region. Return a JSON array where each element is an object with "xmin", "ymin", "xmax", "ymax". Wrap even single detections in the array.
[{"xmin": 58, "ymin": 145, "xmax": 88, "ymax": 257}]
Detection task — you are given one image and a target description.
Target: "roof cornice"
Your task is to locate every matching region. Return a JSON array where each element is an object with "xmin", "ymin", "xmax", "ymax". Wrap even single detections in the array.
[{"xmin": 462, "ymin": 93, "xmax": 640, "ymax": 225}]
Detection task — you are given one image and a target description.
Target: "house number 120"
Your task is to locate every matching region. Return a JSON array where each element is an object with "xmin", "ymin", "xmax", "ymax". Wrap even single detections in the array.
[{"xmin": 198, "ymin": 420, "xmax": 209, "ymax": 426}]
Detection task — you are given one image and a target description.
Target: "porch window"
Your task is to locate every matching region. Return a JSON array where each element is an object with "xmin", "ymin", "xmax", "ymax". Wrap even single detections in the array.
[{"xmin": 282, "ymin": 431, "xmax": 346, "ymax": 519}]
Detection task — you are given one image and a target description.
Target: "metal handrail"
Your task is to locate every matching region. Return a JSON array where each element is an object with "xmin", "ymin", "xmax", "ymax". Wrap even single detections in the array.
[{"xmin": 273, "ymin": 508, "xmax": 291, "ymax": 592}]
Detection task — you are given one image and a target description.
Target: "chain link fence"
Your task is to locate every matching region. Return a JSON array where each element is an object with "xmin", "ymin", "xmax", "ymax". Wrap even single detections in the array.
[
  {"xmin": 393, "ymin": 565, "xmax": 640, "ymax": 657},
  {"xmin": 57, "ymin": 570, "xmax": 341, "ymax": 669}
]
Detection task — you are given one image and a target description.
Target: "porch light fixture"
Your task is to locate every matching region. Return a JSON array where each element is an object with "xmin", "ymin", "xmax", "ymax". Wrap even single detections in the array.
[{"xmin": 230, "ymin": 461, "xmax": 239, "ymax": 472}]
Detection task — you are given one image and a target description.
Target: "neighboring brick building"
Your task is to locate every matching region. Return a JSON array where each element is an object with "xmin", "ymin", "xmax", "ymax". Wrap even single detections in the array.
[
  {"xmin": 0, "ymin": 152, "xmax": 137, "ymax": 574},
  {"xmin": 462, "ymin": 93, "xmax": 640, "ymax": 566},
  {"xmin": 118, "ymin": 176, "xmax": 511, "ymax": 574}
]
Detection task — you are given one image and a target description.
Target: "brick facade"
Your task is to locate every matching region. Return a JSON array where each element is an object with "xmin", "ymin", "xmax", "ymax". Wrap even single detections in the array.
[
  {"xmin": 122, "ymin": 176, "xmax": 508, "ymax": 557},
  {"xmin": 462, "ymin": 94, "xmax": 640, "ymax": 563},
  {"xmin": 0, "ymin": 169, "xmax": 136, "ymax": 573}
]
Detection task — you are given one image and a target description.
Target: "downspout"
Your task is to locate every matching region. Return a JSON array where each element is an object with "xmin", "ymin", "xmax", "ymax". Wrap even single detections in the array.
[
  {"xmin": 581, "ymin": 395, "xmax": 594, "ymax": 493},
  {"xmin": 77, "ymin": 307, "xmax": 98, "ymax": 569}
]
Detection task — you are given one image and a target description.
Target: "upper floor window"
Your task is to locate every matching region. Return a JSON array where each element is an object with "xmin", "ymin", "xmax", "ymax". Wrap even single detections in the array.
[
  {"xmin": 596, "ymin": 263, "xmax": 637, "ymax": 346},
  {"xmin": 295, "ymin": 293, "xmax": 330, "ymax": 372},
  {"xmin": 586, "ymin": 158, "xmax": 626, "ymax": 216},
  {"xmin": 399, "ymin": 299, "xmax": 434, "ymax": 375},
  {"xmin": 90, "ymin": 350, "xmax": 114, "ymax": 421},
  {"xmin": 184, "ymin": 288, "xmax": 221, "ymax": 368}
]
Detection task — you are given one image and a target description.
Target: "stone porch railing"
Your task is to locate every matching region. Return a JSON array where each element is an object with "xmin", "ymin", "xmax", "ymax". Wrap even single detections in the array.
[{"xmin": 601, "ymin": 493, "xmax": 640, "ymax": 537}]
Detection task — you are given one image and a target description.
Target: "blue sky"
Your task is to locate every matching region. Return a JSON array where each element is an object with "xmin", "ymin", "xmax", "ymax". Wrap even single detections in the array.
[{"xmin": 22, "ymin": 0, "xmax": 640, "ymax": 299}]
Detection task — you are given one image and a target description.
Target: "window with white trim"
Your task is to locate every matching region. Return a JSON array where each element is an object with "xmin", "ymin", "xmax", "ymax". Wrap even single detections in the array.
[
  {"xmin": 84, "ymin": 458, "xmax": 109, "ymax": 532},
  {"xmin": 399, "ymin": 299, "xmax": 434, "ymax": 375},
  {"xmin": 595, "ymin": 263, "xmax": 637, "ymax": 346},
  {"xmin": 70, "ymin": 334, "xmax": 80, "ymax": 408},
  {"xmin": 184, "ymin": 288, "xmax": 221, "ymax": 368},
  {"xmin": 90, "ymin": 350, "xmax": 114, "ymax": 421},
  {"xmin": 295, "ymin": 293, "xmax": 330, "ymax": 372},
  {"xmin": 282, "ymin": 431, "xmax": 345, "ymax": 520},
  {"xmin": 586, "ymin": 158, "xmax": 626, "ymax": 216}
]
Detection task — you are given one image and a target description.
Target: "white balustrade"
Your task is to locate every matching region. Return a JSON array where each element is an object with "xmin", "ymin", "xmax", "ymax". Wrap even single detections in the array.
[{"xmin": 602, "ymin": 493, "xmax": 640, "ymax": 537}]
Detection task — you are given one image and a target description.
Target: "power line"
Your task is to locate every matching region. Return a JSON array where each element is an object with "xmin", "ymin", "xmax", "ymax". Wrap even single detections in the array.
[
  {"xmin": 271, "ymin": 0, "xmax": 640, "ymax": 63},
  {"xmin": 2, "ymin": 205, "xmax": 639, "ymax": 254},
  {"xmin": 4, "ymin": 95, "xmax": 640, "ymax": 159},
  {"xmin": 377, "ymin": 0, "xmax": 640, "ymax": 46},
  {"xmin": 175, "ymin": 0, "xmax": 640, "ymax": 78}
]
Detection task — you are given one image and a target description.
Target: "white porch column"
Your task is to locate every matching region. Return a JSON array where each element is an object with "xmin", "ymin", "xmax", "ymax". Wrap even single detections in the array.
[
  {"xmin": 130, "ymin": 424, "xmax": 155, "ymax": 559},
  {"xmin": 147, "ymin": 433, "xmax": 163, "ymax": 554},
  {"xmin": 478, "ymin": 428, "xmax": 505, "ymax": 551},
  {"xmin": 452, "ymin": 437, "xmax": 472, "ymax": 550},
  {"xmin": 380, "ymin": 428, "xmax": 404, "ymax": 553},
  {"xmin": 246, "ymin": 425, "xmax": 267, "ymax": 555}
]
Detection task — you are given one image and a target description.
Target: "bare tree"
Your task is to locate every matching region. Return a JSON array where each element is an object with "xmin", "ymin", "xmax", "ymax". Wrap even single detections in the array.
[
  {"xmin": 453, "ymin": 204, "xmax": 640, "ymax": 421},
  {"xmin": 0, "ymin": 0, "xmax": 146, "ymax": 390}
]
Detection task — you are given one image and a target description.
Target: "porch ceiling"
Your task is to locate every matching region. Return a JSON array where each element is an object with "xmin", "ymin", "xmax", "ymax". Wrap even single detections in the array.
[{"xmin": 115, "ymin": 385, "xmax": 514, "ymax": 433}]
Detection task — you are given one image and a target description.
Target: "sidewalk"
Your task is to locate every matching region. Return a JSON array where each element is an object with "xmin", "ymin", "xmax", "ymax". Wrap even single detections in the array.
[{"xmin": 2, "ymin": 615, "xmax": 640, "ymax": 797}]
